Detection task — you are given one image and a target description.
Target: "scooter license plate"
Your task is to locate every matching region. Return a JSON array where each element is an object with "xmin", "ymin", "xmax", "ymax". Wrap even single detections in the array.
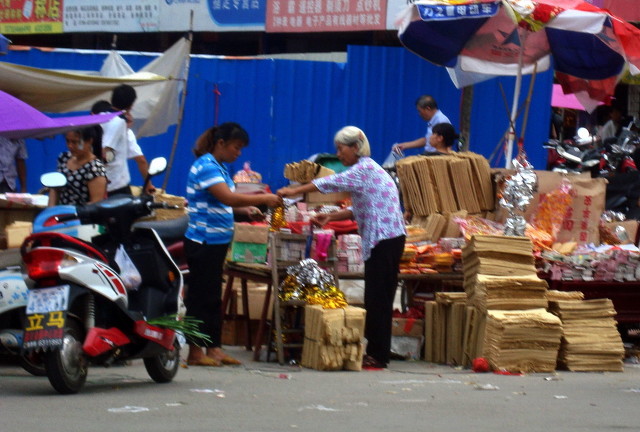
[{"xmin": 22, "ymin": 285, "xmax": 70, "ymax": 352}]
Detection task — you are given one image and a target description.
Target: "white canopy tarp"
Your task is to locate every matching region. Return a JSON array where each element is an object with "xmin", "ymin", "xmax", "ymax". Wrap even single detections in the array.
[{"xmin": 0, "ymin": 36, "xmax": 191, "ymax": 138}]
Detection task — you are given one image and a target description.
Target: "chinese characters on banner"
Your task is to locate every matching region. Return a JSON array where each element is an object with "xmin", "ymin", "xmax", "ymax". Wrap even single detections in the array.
[
  {"xmin": 64, "ymin": 0, "xmax": 159, "ymax": 33},
  {"xmin": 266, "ymin": 0, "xmax": 387, "ymax": 33},
  {"xmin": 0, "ymin": 0, "xmax": 64, "ymax": 34}
]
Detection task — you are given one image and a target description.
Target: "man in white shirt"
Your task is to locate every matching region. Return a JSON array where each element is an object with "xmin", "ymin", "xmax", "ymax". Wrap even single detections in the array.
[
  {"xmin": 393, "ymin": 95, "xmax": 452, "ymax": 154},
  {"xmin": 97, "ymin": 85, "xmax": 154, "ymax": 196},
  {"xmin": 598, "ymin": 105, "xmax": 624, "ymax": 144}
]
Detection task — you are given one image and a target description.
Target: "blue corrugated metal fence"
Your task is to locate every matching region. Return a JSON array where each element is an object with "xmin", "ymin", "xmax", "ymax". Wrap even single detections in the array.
[{"xmin": 4, "ymin": 45, "xmax": 552, "ymax": 196}]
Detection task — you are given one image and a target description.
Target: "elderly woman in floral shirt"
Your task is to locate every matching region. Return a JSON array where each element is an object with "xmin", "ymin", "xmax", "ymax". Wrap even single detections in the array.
[{"xmin": 278, "ymin": 126, "xmax": 406, "ymax": 369}]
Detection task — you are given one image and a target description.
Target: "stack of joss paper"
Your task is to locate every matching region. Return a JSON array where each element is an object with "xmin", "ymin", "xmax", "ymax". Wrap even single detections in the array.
[
  {"xmin": 548, "ymin": 296, "xmax": 624, "ymax": 372},
  {"xmin": 461, "ymin": 235, "xmax": 555, "ymax": 370},
  {"xmin": 462, "ymin": 235, "xmax": 548, "ymax": 311},
  {"xmin": 395, "ymin": 152, "xmax": 493, "ymax": 217},
  {"xmin": 425, "ymin": 292, "xmax": 468, "ymax": 365},
  {"xmin": 284, "ymin": 160, "xmax": 334, "ymax": 183},
  {"xmin": 464, "ymin": 274, "xmax": 549, "ymax": 311},
  {"xmin": 301, "ymin": 305, "xmax": 366, "ymax": 371},
  {"xmin": 462, "ymin": 235, "xmax": 538, "ymax": 279},
  {"xmin": 483, "ymin": 309, "xmax": 563, "ymax": 373}
]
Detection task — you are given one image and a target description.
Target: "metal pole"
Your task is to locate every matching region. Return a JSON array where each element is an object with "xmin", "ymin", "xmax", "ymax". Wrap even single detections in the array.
[
  {"xmin": 505, "ymin": 29, "xmax": 526, "ymax": 168},
  {"xmin": 161, "ymin": 11, "xmax": 193, "ymax": 192}
]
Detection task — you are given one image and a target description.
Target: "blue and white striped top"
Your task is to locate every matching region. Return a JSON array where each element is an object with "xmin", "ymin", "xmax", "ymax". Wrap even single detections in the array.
[{"xmin": 184, "ymin": 153, "xmax": 235, "ymax": 245}]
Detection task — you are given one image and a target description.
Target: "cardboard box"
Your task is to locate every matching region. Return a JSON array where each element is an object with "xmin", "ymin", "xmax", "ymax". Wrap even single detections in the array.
[
  {"xmin": 5, "ymin": 221, "xmax": 32, "ymax": 249},
  {"xmin": 305, "ymin": 191, "xmax": 351, "ymax": 204},
  {"xmin": 230, "ymin": 223, "xmax": 269, "ymax": 263},
  {"xmin": 605, "ymin": 220, "xmax": 639, "ymax": 244},
  {"xmin": 221, "ymin": 319, "xmax": 261, "ymax": 346},
  {"xmin": 391, "ymin": 317, "xmax": 425, "ymax": 337},
  {"xmin": 0, "ymin": 196, "xmax": 41, "ymax": 247},
  {"xmin": 233, "ymin": 285, "xmax": 273, "ymax": 320}
]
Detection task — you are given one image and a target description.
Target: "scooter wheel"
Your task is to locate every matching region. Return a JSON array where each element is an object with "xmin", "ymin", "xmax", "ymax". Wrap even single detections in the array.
[
  {"xmin": 44, "ymin": 318, "xmax": 88, "ymax": 394},
  {"xmin": 144, "ymin": 339, "xmax": 180, "ymax": 383},
  {"xmin": 19, "ymin": 352, "xmax": 46, "ymax": 376}
]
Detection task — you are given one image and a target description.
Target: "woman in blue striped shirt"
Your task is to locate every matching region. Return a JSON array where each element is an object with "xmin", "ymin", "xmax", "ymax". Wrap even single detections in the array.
[{"xmin": 184, "ymin": 122, "xmax": 281, "ymax": 367}]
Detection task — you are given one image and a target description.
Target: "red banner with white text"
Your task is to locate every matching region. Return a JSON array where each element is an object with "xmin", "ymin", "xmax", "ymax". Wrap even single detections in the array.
[
  {"xmin": 266, "ymin": 0, "xmax": 387, "ymax": 33},
  {"xmin": 0, "ymin": 0, "xmax": 63, "ymax": 34}
]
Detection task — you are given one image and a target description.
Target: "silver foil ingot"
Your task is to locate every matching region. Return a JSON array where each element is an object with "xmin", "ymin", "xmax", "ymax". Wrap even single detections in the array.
[
  {"xmin": 286, "ymin": 258, "xmax": 336, "ymax": 291},
  {"xmin": 500, "ymin": 157, "xmax": 538, "ymax": 237}
]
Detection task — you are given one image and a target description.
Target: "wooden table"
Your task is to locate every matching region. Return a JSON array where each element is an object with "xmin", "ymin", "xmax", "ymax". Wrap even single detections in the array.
[
  {"xmin": 398, "ymin": 272, "xmax": 464, "ymax": 311},
  {"xmin": 222, "ymin": 261, "xmax": 466, "ymax": 359}
]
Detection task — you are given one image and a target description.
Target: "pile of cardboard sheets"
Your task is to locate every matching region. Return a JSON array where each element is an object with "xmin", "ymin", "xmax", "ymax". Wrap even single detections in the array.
[
  {"xmin": 395, "ymin": 152, "xmax": 493, "ymax": 217},
  {"xmin": 424, "ymin": 292, "xmax": 468, "ymax": 365},
  {"xmin": 465, "ymin": 274, "xmax": 549, "ymax": 311},
  {"xmin": 301, "ymin": 305, "xmax": 366, "ymax": 371},
  {"xmin": 461, "ymin": 235, "xmax": 556, "ymax": 371},
  {"xmin": 411, "ymin": 210, "xmax": 467, "ymax": 241},
  {"xmin": 462, "ymin": 235, "xmax": 538, "ymax": 278},
  {"xmin": 483, "ymin": 309, "xmax": 563, "ymax": 373},
  {"xmin": 548, "ymin": 298, "xmax": 624, "ymax": 372},
  {"xmin": 284, "ymin": 160, "xmax": 334, "ymax": 183}
]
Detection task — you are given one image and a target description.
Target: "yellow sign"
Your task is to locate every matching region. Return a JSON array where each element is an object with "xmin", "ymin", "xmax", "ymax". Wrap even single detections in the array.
[{"xmin": 0, "ymin": 0, "xmax": 64, "ymax": 34}]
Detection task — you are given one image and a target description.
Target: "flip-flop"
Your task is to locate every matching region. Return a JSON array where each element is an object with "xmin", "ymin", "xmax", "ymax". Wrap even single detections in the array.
[
  {"xmin": 187, "ymin": 357, "xmax": 222, "ymax": 367},
  {"xmin": 218, "ymin": 355, "xmax": 242, "ymax": 366}
]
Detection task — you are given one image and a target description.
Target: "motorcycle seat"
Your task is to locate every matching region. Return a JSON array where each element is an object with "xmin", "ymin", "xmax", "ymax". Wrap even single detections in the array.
[{"xmin": 132, "ymin": 215, "xmax": 188, "ymax": 244}]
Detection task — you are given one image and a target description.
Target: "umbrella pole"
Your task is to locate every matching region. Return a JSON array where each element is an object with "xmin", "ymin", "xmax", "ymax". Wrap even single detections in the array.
[
  {"xmin": 505, "ymin": 29, "xmax": 526, "ymax": 169},
  {"xmin": 519, "ymin": 64, "xmax": 538, "ymax": 151}
]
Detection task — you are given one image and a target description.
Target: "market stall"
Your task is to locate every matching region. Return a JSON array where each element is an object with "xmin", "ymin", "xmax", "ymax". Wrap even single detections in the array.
[{"xmin": 230, "ymin": 138, "xmax": 640, "ymax": 374}]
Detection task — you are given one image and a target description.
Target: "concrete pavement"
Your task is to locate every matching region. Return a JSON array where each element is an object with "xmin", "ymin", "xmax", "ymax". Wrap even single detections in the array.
[{"xmin": 2, "ymin": 346, "xmax": 640, "ymax": 432}]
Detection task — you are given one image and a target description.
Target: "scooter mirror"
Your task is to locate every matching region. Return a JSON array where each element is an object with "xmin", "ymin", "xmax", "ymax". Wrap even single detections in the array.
[
  {"xmin": 148, "ymin": 157, "xmax": 168, "ymax": 176},
  {"xmin": 40, "ymin": 172, "xmax": 67, "ymax": 188}
]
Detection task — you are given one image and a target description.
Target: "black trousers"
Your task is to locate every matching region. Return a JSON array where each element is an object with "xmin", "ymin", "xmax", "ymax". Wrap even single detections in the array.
[
  {"xmin": 364, "ymin": 235, "xmax": 406, "ymax": 365},
  {"xmin": 183, "ymin": 238, "xmax": 229, "ymax": 347}
]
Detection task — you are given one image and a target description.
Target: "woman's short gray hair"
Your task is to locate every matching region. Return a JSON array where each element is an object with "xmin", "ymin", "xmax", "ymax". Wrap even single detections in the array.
[{"xmin": 333, "ymin": 126, "xmax": 371, "ymax": 157}]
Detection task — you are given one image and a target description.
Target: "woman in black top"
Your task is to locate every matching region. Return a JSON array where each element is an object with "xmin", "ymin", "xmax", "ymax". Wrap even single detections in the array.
[{"xmin": 48, "ymin": 125, "xmax": 107, "ymax": 206}]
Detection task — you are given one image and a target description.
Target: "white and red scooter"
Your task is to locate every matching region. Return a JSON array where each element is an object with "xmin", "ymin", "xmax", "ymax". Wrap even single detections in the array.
[
  {"xmin": 0, "ymin": 254, "xmax": 45, "ymax": 376},
  {"xmin": 20, "ymin": 157, "xmax": 183, "ymax": 394}
]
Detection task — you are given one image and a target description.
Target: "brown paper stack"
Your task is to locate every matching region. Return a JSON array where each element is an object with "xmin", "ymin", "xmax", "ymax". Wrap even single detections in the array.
[
  {"xmin": 454, "ymin": 152, "xmax": 494, "ymax": 211},
  {"xmin": 438, "ymin": 292, "xmax": 468, "ymax": 365},
  {"xmin": 301, "ymin": 305, "xmax": 366, "ymax": 371},
  {"xmin": 460, "ymin": 234, "xmax": 555, "ymax": 369},
  {"xmin": 462, "ymin": 235, "xmax": 537, "ymax": 278},
  {"xmin": 396, "ymin": 156, "xmax": 439, "ymax": 215},
  {"xmin": 483, "ymin": 309, "xmax": 563, "ymax": 373},
  {"xmin": 284, "ymin": 160, "xmax": 334, "ymax": 183},
  {"xmin": 395, "ymin": 152, "xmax": 494, "ymax": 217},
  {"xmin": 548, "ymin": 298, "xmax": 624, "ymax": 372},
  {"xmin": 546, "ymin": 290, "xmax": 584, "ymax": 302},
  {"xmin": 426, "ymin": 157, "xmax": 459, "ymax": 213},
  {"xmin": 448, "ymin": 158, "xmax": 481, "ymax": 214},
  {"xmin": 464, "ymin": 274, "xmax": 549, "ymax": 311},
  {"xmin": 442, "ymin": 210, "xmax": 468, "ymax": 238}
]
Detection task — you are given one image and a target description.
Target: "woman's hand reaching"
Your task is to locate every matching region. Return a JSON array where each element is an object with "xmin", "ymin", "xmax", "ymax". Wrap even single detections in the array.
[{"xmin": 311, "ymin": 213, "xmax": 331, "ymax": 227}]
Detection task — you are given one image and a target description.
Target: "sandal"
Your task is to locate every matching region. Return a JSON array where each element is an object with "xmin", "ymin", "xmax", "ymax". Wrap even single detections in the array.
[
  {"xmin": 362, "ymin": 355, "xmax": 386, "ymax": 370},
  {"xmin": 187, "ymin": 356, "xmax": 222, "ymax": 367},
  {"xmin": 218, "ymin": 355, "xmax": 242, "ymax": 366}
]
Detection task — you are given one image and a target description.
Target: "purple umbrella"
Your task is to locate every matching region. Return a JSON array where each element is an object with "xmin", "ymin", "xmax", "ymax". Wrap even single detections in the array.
[{"xmin": 0, "ymin": 90, "xmax": 119, "ymax": 140}]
